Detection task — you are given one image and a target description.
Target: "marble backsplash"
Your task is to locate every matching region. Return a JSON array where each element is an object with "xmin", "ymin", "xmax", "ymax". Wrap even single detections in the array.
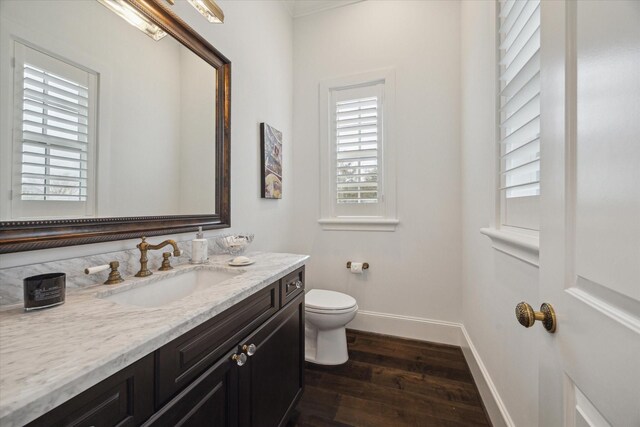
[{"xmin": 0, "ymin": 237, "xmax": 228, "ymax": 307}]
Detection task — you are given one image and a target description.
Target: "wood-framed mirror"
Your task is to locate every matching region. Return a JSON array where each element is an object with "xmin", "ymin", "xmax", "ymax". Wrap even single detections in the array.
[{"xmin": 0, "ymin": 0, "xmax": 230, "ymax": 253}]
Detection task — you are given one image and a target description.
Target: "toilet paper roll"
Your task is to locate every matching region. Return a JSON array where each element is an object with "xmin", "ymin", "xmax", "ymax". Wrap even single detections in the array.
[{"xmin": 350, "ymin": 262, "xmax": 363, "ymax": 274}]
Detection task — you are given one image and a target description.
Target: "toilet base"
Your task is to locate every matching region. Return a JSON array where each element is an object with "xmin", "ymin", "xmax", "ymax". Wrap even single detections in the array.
[{"xmin": 305, "ymin": 326, "xmax": 349, "ymax": 365}]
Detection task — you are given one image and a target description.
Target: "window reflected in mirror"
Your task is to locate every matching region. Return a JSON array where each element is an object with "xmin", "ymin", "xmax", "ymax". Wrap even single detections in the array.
[{"xmin": 0, "ymin": 0, "xmax": 217, "ymax": 221}]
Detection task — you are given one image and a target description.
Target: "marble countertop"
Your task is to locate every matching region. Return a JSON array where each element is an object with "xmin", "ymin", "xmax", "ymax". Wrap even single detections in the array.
[{"xmin": 0, "ymin": 251, "xmax": 308, "ymax": 427}]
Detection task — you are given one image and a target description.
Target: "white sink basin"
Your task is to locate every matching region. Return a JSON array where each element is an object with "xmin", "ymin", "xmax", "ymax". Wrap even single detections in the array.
[{"xmin": 100, "ymin": 269, "xmax": 239, "ymax": 308}]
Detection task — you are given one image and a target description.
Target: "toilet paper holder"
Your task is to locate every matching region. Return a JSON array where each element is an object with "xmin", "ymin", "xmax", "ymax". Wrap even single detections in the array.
[{"xmin": 346, "ymin": 261, "xmax": 369, "ymax": 270}]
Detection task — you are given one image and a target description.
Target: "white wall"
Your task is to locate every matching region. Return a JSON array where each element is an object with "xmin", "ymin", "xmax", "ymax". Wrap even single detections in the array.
[
  {"xmin": 291, "ymin": 1, "xmax": 463, "ymax": 332},
  {"xmin": 460, "ymin": 2, "xmax": 539, "ymax": 426},
  {"xmin": 0, "ymin": 0, "xmax": 294, "ymax": 268}
]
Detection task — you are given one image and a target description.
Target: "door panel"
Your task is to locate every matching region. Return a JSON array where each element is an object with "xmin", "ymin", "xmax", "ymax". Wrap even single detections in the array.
[
  {"xmin": 539, "ymin": 1, "xmax": 640, "ymax": 426},
  {"xmin": 565, "ymin": 379, "xmax": 612, "ymax": 427},
  {"xmin": 573, "ymin": 0, "xmax": 640, "ymax": 301}
]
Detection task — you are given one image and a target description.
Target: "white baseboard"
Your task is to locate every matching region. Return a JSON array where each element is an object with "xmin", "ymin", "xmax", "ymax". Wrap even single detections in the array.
[
  {"xmin": 347, "ymin": 309, "xmax": 514, "ymax": 427},
  {"xmin": 459, "ymin": 325, "xmax": 515, "ymax": 427},
  {"xmin": 347, "ymin": 309, "xmax": 463, "ymax": 345}
]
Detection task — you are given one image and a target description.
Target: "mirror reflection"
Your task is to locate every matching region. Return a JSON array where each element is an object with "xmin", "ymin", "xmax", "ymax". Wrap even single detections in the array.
[{"xmin": 0, "ymin": 0, "xmax": 217, "ymax": 221}]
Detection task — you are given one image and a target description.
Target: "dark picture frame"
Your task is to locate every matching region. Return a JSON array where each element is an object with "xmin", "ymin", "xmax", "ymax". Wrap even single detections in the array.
[{"xmin": 260, "ymin": 123, "xmax": 283, "ymax": 199}]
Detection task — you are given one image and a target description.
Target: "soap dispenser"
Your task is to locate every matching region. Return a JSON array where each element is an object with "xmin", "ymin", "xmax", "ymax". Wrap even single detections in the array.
[{"xmin": 191, "ymin": 227, "xmax": 208, "ymax": 264}]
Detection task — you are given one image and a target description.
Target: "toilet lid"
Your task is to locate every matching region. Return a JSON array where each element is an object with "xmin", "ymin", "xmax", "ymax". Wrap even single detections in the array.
[{"xmin": 306, "ymin": 289, "xmax": 357, "ymax": 311}]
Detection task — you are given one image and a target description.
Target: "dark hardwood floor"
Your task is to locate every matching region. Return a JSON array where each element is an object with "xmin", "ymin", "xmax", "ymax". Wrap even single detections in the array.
[{"xmin": 289, "ymin": 330, "xmax": 491, "ymax": 427}]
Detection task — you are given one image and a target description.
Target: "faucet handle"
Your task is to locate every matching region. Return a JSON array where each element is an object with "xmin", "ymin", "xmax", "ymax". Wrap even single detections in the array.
[
  {"xmin": 159, "ymin": 252, "xmax": 173, "ymax": 271},
  {"xmin": 85, "ymin": 261, "xmax": 124, "ymax": 285},
  {"xmin": 85, "ymin": 264, "xmax": 110, "ymax": 275}
]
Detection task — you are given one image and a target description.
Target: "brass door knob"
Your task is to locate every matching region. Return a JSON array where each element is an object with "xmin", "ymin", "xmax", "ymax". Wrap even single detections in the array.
[{"xmin": 515, "ymin": 302, "xmax": 557, "ymax": 333}]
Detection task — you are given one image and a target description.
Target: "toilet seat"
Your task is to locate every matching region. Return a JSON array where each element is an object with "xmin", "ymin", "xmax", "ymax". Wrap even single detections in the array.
[
  {"xmin": 305, "ymin": 305, "xmax": 358, "ymax": 315},
  {"xmin": 305, "ymin": 289, "xmax": 357, "ymax": 312}
]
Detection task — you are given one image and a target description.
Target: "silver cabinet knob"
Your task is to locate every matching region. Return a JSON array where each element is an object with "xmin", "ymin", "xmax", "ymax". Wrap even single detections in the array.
[
  {"xmin": 232, "ymin": 353, "xmax": 247, "ymax": 366},
  {"xmin": 295, "ymin": 280, "xmax": 302, "ymax": 289},
  {"xmin": 243, "ymin": 343, "xmax": 257, "ymax": 356}
]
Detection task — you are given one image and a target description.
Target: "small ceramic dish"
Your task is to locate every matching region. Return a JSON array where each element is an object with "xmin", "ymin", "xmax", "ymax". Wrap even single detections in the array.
[{"xmin": 228, "ymin": 259, "xmax": 255, "ymax": 267}]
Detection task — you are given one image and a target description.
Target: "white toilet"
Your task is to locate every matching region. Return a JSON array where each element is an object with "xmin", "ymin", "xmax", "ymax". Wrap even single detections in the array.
[{"xmin": 305, "ymin": 289, "xmax": 358, "ymax": 365}]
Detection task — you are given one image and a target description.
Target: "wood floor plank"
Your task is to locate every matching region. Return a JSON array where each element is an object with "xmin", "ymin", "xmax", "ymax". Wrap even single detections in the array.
[
  {"xmin": 305, "ymin": 370, "xmax": 488, "ymax": 426},
  {"xmin": 348, "ymin": 349, "xmax": 474, "ymax": 383},
  {"xmin": 347, "ymin": 330, "xmax": 463, "ymax": 356},
  {"xmin": 334, "ymin": 394, "xmax": 479, "ymax": 427},
  {"xmin": 306, "ymin": 360, "xmax": 481, "ymax": 406},
  {"xmin": 292, "ymin": 330, "xmax": 491, "ymax": 427},
  {"xmin": 347, "ymin": 334, "xmax": 468, "ymax": 366}
]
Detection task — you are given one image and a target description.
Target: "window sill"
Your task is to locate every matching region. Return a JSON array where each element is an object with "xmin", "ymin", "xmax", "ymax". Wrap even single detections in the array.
[
  {"xmin": 480, "ymin": 227, "xmax": 539, "ymax": 267},
  {"xmin": 318, "ymin": 218, "xmax": 399, "ymax": 231}
]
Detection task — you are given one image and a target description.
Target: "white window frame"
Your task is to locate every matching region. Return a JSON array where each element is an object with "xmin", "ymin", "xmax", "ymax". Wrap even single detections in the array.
[
  {"xmin": 318, "ymin": 69, "xmax": 398, "ymax": 232},
  {"xmin": 482, "ymin": 0, "xmax": 541, "ymax": 266},
  {"xmin": 9, "ymin": 41, "xmax": 97, "ymax": 220},
  {"xmin": 497, "ymin": 0, "xmax": 541, "ymax": 233}
]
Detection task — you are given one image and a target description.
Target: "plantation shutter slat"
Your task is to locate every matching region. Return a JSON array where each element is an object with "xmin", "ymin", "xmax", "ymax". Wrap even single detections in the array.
[
  {"xmin": 21, "ymin": 149, "xmax": 88, "ymax": 164},
  {"xmin": 24, "ymin": 77, "xmax": 89, "ymax": 103},
  {"xmin": 499, "ymin": 0, "xmax": 526, "ymax": 35},
  {"xmin": 500, "ymin": 2, "xmax": 539, "ymax": 52},
  {"xmin": 24, "ymin": 99, "xmax": 88, "ymax": 119},
  {"xmin": 23, "ymin": 88, "xmax": 89, "ymax": 115},
  {"xmin": 23, "ymin": 119, "xmax": 88, "ymax": 138},
  {"xmin": 23, "ymin": 110, "xmax": 89, "ymax": 131},
  {"xmin": 499, "ymin": 0, "xmax": 540, "ymax": 199},
  {"xmin": 22, "ymin": 161, "xmax": 87, "ymax": 172},
  {"xmin": 334, "ymin": 94, "xmax": 380, "ymax": 204},
  {"xmin": 23, "ymin": 131, "xmax": 87, "ymax": 151},
  {"xmin": 19, "ymin": 57, "xmax": 91, "ymax": 202},
  {"xmin": 25, "ymin": 67, "xmax": 89, "ymax": 98}
]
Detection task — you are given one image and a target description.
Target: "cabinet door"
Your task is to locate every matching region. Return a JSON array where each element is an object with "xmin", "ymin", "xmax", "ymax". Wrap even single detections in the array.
[
  {"xmin": 144, "ymin": 350, "xmax": 239, "ymax": 427},
  {"xmin": 26, "ymin": 354, "xmax": 154, "ymax": 427},
  {"xmin": 238, "ymin": 293, "xmax": 304, "ymax": 427}
]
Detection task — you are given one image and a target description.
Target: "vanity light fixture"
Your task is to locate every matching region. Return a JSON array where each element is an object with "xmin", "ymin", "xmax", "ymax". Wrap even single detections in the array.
[
  {"xmin": 187, "ymin": 0, "xmax": 225, "ymax": 23},
  {"xmin": 97, "ymin": 0, "xmax": 167, "ymax": 41}
]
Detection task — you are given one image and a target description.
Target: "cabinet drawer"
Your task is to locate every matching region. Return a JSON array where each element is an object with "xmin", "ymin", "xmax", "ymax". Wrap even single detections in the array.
[
  {"xmin": 279, "ymin": 267, "xmax": 304, "ymax": 308},
  {"xmin": 156, "ymin": 281, "xmax": 279, "ymax": 407},
  {"xmin": 144, "ymin": 350, "xmax": 238, "ymax": 427},
  {"xmin": 27, "ymin": 354, "xmax": 154, "ymax": 427}
]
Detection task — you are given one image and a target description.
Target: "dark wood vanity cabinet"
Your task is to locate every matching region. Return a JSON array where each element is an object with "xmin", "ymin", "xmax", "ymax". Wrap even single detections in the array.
[
  {"xmin": 155, "ymin": 282, "xmax": 279, "ymax": 408},
  {"xmin": 238, "ymin": 294, "xmax": 305, "ymax": 427},
  {"xmin": 26, "ymin": 267, "xmax": 305, "ymax": 427},
  {"xmin": 27, "ymin": 355, "xmax": 155, "ymax": 427}
]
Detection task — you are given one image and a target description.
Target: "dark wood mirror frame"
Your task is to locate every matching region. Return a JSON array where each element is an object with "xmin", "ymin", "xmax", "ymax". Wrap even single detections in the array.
[{"xmin": 0, "ymin": 0, "xmax": 231, "ymax": 254}]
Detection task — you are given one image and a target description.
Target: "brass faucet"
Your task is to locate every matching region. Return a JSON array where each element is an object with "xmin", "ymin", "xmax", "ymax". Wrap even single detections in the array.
[{"xmin": 135, "ymin": 236, "xmax": 181, "ymax": 277}]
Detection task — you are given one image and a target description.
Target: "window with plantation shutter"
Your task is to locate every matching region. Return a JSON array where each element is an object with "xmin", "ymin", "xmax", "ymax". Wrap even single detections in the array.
[
  {"xmin": 319, "ymin": 70, "xmax": 398, "ymax": 231},
  {"xmin": 11, "ymin": 42, "xmax": 97, "ymax": 219},
  {"xmin": 335, "ymin": 95, "xmax": 380, "ymax": 205},
  {"xmin": 498, "ymin": 0, "xmax": 540, "ymax": 230}
]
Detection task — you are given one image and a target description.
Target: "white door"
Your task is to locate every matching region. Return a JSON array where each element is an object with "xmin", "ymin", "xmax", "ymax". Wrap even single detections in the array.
[{"xmin": 536, "ymin": 1, "xmax": 640, "ymax": 426}]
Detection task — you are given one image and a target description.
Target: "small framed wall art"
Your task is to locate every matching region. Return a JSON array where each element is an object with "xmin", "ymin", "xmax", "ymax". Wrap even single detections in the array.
[{"xmin": 260, "ymin": 123, "xmax": 283, "ymax": 199}]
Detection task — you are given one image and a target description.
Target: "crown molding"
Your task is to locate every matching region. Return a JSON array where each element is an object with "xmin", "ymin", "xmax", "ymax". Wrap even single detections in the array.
[{"xmin": 291, "ymin": 0, "xmax": 364, "ymax": 18}]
